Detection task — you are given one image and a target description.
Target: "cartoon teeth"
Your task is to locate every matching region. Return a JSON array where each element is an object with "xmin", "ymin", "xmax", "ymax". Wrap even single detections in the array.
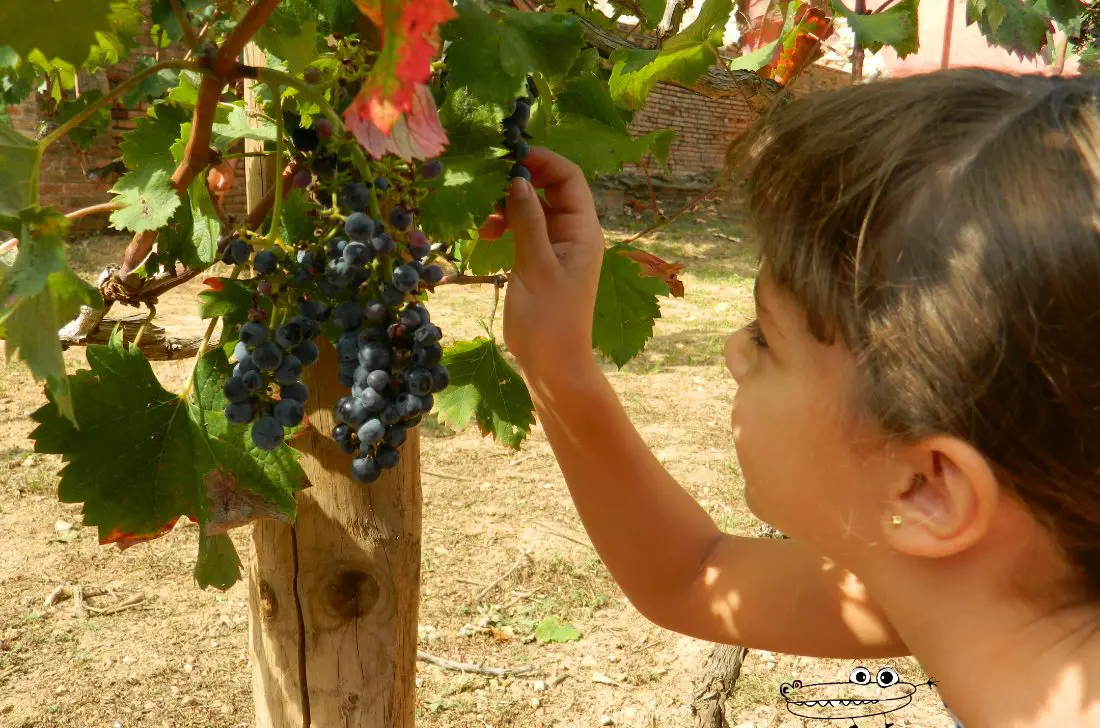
[{"xmin": 798, "ymin": 699, "xmax": 880, "ymax": 707}]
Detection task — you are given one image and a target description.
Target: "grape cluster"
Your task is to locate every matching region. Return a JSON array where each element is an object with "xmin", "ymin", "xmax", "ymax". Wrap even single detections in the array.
[
  {"xmin": 218, "ymin": 61, "xmax": 452, "ymax": 481},
  {"xmin": 503, "ymin": 77, "xmax": 538, "ymax": 181}
]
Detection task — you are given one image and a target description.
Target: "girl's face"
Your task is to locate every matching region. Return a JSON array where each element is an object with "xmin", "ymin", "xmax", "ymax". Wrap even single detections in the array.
[{"xmin": 724, "ymin": 272, "xmax": 903, "ymax": 554}]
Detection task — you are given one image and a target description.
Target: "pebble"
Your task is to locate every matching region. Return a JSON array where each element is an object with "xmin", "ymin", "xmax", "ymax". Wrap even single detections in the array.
[
  {"xmin": 581, "ymin": 654, "xmax": 598, "ymax": 668},
  {"xmin": 183, "ymin": 663, "xmax": 194, "ymax": 672},
  {"xmin": 181, "ymin": 696, "xmax": 197, "ymax": 707},
  {"xmin": 533, "ymin": 680, "xmax": 547, "ymax": 691},
  {"xmin": 122, "ymin": 655, "xmax": 134, "ymax": 665},
  {"xmin": 530, "ymin": 698, "xmax": 541, "ymax": 708},
  {"xmin": 600, "ymin": 716, "xmax": 613, "ymax": 726}
]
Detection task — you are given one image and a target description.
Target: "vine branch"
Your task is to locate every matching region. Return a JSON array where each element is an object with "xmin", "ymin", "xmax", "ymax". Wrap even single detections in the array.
[
  {"xmin": 622, "ymin": 184, "xmax": 719, "ymax": 244},
  {"xmin": 169, "ymin": 0, "xmax": 200, "ymax": 53}
]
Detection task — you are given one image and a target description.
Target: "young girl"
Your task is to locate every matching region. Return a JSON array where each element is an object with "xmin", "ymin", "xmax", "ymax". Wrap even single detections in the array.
[{"xmin": 479, "ymin": 68, "xmax": 1100, "ymax": 728}]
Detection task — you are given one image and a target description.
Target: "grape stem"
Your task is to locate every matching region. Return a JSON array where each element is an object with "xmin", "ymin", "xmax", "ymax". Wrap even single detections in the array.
[
  {"xmin": 40, "ymin": 59, "xmax": 202, "ymax": 150},
  {"xmin": 131, "ymin": 304, "xmax": 157, "ymax": 350}
]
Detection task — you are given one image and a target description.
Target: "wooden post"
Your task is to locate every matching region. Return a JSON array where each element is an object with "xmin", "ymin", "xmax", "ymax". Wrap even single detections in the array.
[
  {"xmin": 243, "ymin": 43, "xmax": 277, "ymax": 213},
  {"xmin": 242, "ymin": 64, "xmax": 423, "ymax": 727}
]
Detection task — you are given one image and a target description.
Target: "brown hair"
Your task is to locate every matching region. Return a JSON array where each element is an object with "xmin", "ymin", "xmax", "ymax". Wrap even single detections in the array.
[{"xmin": 734, "ymin": 69, "xmax": 1100, "ymax": 599}]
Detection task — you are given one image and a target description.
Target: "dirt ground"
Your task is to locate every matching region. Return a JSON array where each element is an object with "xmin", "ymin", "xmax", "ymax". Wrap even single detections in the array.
[{"xmin": 0, "ymin": 205, "xmax": 959, "ymax": 727}]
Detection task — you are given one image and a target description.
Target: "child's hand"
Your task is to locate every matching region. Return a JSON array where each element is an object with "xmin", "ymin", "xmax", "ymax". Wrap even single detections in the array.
[{"xmin": 479, "ymin": 148, "xmax": 605, "ymax": 382}]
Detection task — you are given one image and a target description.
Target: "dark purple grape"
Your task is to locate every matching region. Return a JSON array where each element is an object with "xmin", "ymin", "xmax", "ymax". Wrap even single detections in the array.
[
  {"xmin": 396, "ymin": 393, "xmax": 423, "ymax": 419},
  {"xmin": 293, "ymin": 169, "xmax": 312, "ymax": 188},
  {"xmin": 375, "ymin": 445, "xmax": 400, "ymax": 469},
  {"xmin": 351, "ymin": 456, "xmax": 381, "ymax": 484},
  {"xmin": 371, "ymin": 233, "xmax": 395, "ymax": 256},
  {"xmin": 340, "ymin": 437, "xmax": 359, "ymax": 454},
  {"xmin": 303, "ymin": 66, "xmax": 323, "ymax": 84},
  {"xmin": 405, "ymin": 368, "xmax": 433, "ymax": 397},
  {"xmin": 358, "ymin": 326, "xmax": 388, "ymax": 345},
  {"xmin": 343, "ymin": 241, "xmax": 373, "ymax": 266},
  {"xmin": 374, "ymin": 176, "xmax": 390, "ymax": 191},
  {"xmin": 315, "ymin": 118, "xmax": 333, "ymax": 139},
  {"xmin": 384, "ymin": 423, "xmax": 407, "ymax": 447},
  {"xmin": 407, "ymin": 230, "xmax": 430, "ymax": 260},
  {"xmin": 336, "ymin": 396, "xmax": 369, "ymax": 427},
  {"xmin": 251, "ymin": 416, "xmax": 284, "ymax": 451},
  {"xmin": 226, "ymin": 239, "xmax": 251, "ymax": 265},
  {"xmin": 274, "ymin": 398, "xmax": 304, "ymax": 427},
  {"xmin": 421, "ymin": 265, "xmax": 444, "ymax": 285},
  {"xmin": 364, "ymin": 300, "xmax": 388, "ymax": 325},
  {"xmin": 412, "ymin": 343, "xmax": 443, "ymax": 368},
  {"xmin": 380, "ymin": 405, "xmax": 401, "ymax": 426},
  {"xmin": 507, "ymin": 139, "xmax": 530, "ymax": 162},
  {"xmin": 281, "ymin": 381, "xmax": 309, "ymax": 403},
  {"xmin": 242, "ymin": 370, "xmax": 264, "ymax": 392},
  {"xmin": 510, "ymin": 163, "xmax": 532, "ymax": 181},
  {"xmin": 358, "ymin": 342, "xmax": 391, "ymax": 370},
  {"xmin": 357, "ymin": 418, "xmax": 385, "ymax": 445},
  {"xmin": 381, "ymin": 283, "xmax": 405, "ymax": 306},
  {"xmin": 254, "ymin": 250, "xmax": 279, "ymax": 275},
  {"xmin": 337, "ymin": 333, "xmax": 360, "ymax": 363},
  {"xmin": 368, "ymin": 369, "xmax": 390, "ymax": 392},
  {"xmin": 291, "ymin": 126, "xmax": 319, "ymax": 152},
  {"xmin": 361, "ymin": 388, "xmax": 385, "ymax": 413},
  {"xmin": 392, "ymin": 265, "xmax": 419, "ymax": 292},
  {"xmin": 508, "ymin": 99, "xmax": 531, "ymax": 129},
  {"xmin": 291, "ymin": 340, "xmax": 319, "ymax": 366},
  {"xmin": 389, "ymin": 205, "xmax": 412, "ymax": 231},
  {"xmin": 290, "ymin": 315, "xmax": 320, "ymax": 341},
  {"xmin": 398, "ymin": 307, "xmax": 422, "ymax": 329},
  {"xmin": 223, "ymin": 376, "xmax": 250, "ymax": 403},
  {"xmin": 413, "ymin": 324, "xmax": 442, "ymax": 346},
  {"xmin": 225, "ymin": 400, "xmax": 255, "ymax": 424},
  {"xmin": 332, "ymin": 423, "xmax": 351, "ymax": 442},
  {"xmin": 333, "ymin": 301, "xmax": 364, "ymax": 331},
  {"xmin": 345, "ymin": 212, "xmax": 375, "ymax": 242},
  {"xmin": 341, "ymin": 183, "xmax": 371, "ymax": 212},
  {"xmin": 324, "ymin": 260, "xmax": 356, "ymax": 287},
  {"xmin": 253, "ymin": 342, "xmax": 284, "ymax": 372},
  {"xmin": 431, "ymin": 365, "xmax": 450, "ymax": 392},
  {"xmin": 275, "ymin": 321, "xmax": 304, "ymax": 350},
  {"xmin": 421, "ymin": 393, "xmax": 434, "ymax": 412},
  {"xmin": 274, "ymin": 355, "xmax": 303, "ymax": 386},
  {"xmin": 299, "ymin": 298, "xmax": 326, "ymax": 320},
  {"xmin": 502, "ymin": 121, "xmax": 522, "ymax": 146},
  {"xmin": 313, "ymin": 154, "xmax": 337, "ymax": 177},
  {"xmin": 420, "ymin": 159, "xmax": 443, "ymax": 180}
]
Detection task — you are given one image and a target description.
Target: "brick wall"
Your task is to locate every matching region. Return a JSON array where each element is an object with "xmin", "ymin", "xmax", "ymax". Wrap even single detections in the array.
[
  {"xmin": 6, "ymin": 18, "xmax": 249, "ymax": 231},
  {"xmin": 624, "ymin": 64, "xmax": 851, "ymax": 178}
]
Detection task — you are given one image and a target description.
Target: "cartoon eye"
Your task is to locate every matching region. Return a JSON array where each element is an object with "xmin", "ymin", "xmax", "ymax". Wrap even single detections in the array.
[
  {"xmin": 877, "ymin": 667, "xmax": 900, "ymax": 687},
  {"xmin": 849, "ymin": 666, "xmax": 871, "ymax": 685}
]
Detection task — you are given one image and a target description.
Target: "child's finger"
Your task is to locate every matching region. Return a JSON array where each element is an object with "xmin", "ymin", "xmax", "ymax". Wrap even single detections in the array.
[
  {"xmin": 523, "ymin": 148, "xmax": 595, "ymax": 214},
  {"xmin": 506, "ymin": 177, "xmax": 560, "ymax": 289}
]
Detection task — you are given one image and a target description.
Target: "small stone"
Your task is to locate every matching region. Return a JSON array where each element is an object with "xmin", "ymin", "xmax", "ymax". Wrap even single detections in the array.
[
  {"xmin": 183, "ymin": 663, "xmax": 193, "ymax": 672},
  {"xmin": 143, "ymin": 702, "xmax": 155, "ymax": 711},
  {"xmin": 600, "ymin": 716, "xmax": 614, "ymax": 726},
  {"xmin": 122, "ymin": 655, "xmax": 134, "ymax": 665},
  {"xmin": 479, "ymin": 482, "xmax": 492, "ymax": 490},
  {"xmin": 54, "ymin": 519, "xmax": 73, "ymax": 533},
  {"xmin": 181, "ymin": 696, "xmax": 197, "ymax": 707},
  {"xmin": 55, "ymin": 686, "xmax": 68, "ymax": 695},
  {"xmin": 1, "ymin": 704, "xmax": 12, "ymax": 714},
  {"xmin": 533, "ymin": 680, "xmax": 547, "ymax": 691},
  {"xmin": 530, "ymin": 697, "xmax": 541, "ymax": 708},
  {"xmin": 608, "ymin": 654, "xmax": 621, "ymax": 663},
  {"xmin": 581, "ymin": 654, "xmax": 598, "ymax": 668}
]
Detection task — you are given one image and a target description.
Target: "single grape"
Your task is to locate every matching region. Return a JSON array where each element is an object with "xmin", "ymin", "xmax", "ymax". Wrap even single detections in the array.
[
  {"xmin": 367, "ymin": 370, "xmax": 390, "ymax": 392},
  {"xmin": 328, "ymin": 238, "xmax": 348, "ymax": 258},
  {"xmin": 339, "ymin": 437, "xmax": 358, "ymax": 454},
  {"xmin": 225, "ymin": 239, "xmax": 251, "ymax": 265},
  {"xmin": 274, "ymin": 355, "xmax": 303, "ymax": 386},
  {"xmin": 422, "ymin": 393, "xmax": 434, "ymax": 412},
  {"xmin": 291, "ymin": 340, "xmax": 319, "ymax": 366},
  {"xmin": 233, "ymin": 340, "xmax": 250, "ymax": 362},
  {"xmin": 275, "ymin": 321, "xmax": 304, "ymax": 350},
  {"xmin": 351, "ymin": 456, "xmax": 381, "ymax": 484},
  {"xmin": 405, "ymin": 368, "xmax": 433, "ymax": 397},
  {"xmin": 374, "ymin": 175, "xmax": 390, "ymax": 191},
  {"xmin": 392, "ymin": 265, "xmax": 420, "ymax": 292},
  {"xmin": 375, "ymin": 445, "xmax": 400, "ymax": 469},
  {"xmin": 364, "ymin": 300, "xmax": 388, "ymax": 325},
  {"xmin": 291, "ymin": 126, "xmax": 319, "ymax": 152},
  {"xmin": 254, "ymin": 250, "xmax": 279, "ymax": 275},
  {"xmin": 510, "ymin": 163, "xmax": 532, "ymax": 181},
  {"xmin": 324, "ymin": 260, "xmax": 356, "ymax": 287},
  {"xmin": 412, "ymin": 343, "xmax": 443, "ymax": 368},
  {"xmin": 502, "ymin": 121, "xmax": 523, "ymax": 146},
  {"xmin": 281, "ymin": 381, "xmax": 309, "ymax": 403},
  {"xmin": 303, "ymin": 66, "xmax": 323, "ymax": 84},
  {"xmin": 381, "ymin": 283, "xmax": 405, "ymax": 306},
  {"xmin": 360, "ymin": 387, "xmax": 385, "ymax": 413},
  {"xmin": 371, "ymin": 233, "xmax": 395, "ymax": 255},
  {"xmin": 413, "ymin": 324, "xmax": 442, "ymax": 346},
  {"xmin": 341, "ymin": 183, "xmax": 371, "ymax": 212},
  {"xmin": 223, "ymin": 376, "xmax": 250, "ymax": 403},
  {"xmin": 242, "ymin": 370, "xmax": 264, "ymax": 392},
  {"xmin": 274, "ymin": 398, "xmax": 305, "ymax": 427},
  {"xmin": 251, "ymin": 416, "xmax": 284, "ymax": 451},
  {"xmin": 407, "ymin": 230, "xmax": 430, "ymax": 260},
  {"xmin": 508, "ymin": 99, "xmax": 531, "ymax": 129},
  {"xmin": 359, "ymin": 326, "xmax": 388, "ymax": 345},
  {"xmin": 389, "ymin": 205, "xmax": 413, "ymax": 231},
  {"xmin": 332, "ymin": 423, "xmax": 351, "ymax": 442},
  {"xmin": 253, "ymin": 342, "xmax": 284, "ymax": 372},
  {"xmin": 420, "ymin": 159, "xmax": 443, "ymax": 180},
  {"xmin": 358, "ymin": 342, "xmax": 391, "ymax": 370},
  {"xmin": 345, "ymin": 212, "xmax": 375, "ymax": 242},
  {"xmin": 507, "ymin": 139, "xmax": 530, "ymax": 162},
  {"xmin": 421, "ymin": 265, "xmax": 445, "ymax": 285},
  {"xmin": 337, "ymin": 333, "xmax": 360, "ymax": 363},
  {"xmin": 234, "ymin": 358, "xmax": 258, "ymax": 378},
  {"xmin": 357, "ymin": 418, "xmax": 385, "ymax": 445},
  {"xmin": 239, "ymin": 322, "xmax": 268, "ymax": 348},
  {"xmin": 299, "ymin": 298, "xmax": 326, "ymax": 320},
  {"xmin": 293, "ymin": 169, "xmax": 312, "ymax": 188},
  {"xmin": 384, "ymin": 423, "xmax": 407, "ymax": 447},
  {"xmin": 398, "ymin": 307, "xmax": 422, "ymax": 329},
  {"xmin": 336, "ymin": 396, "xmax": 369, "ymax": 427},
  {"xmin": 290, "ymin": 315, "xmax": 320, "ymax": 341},
  {"xmin": 526, "ymin": 75, "xmax": 539, "ymax": 102},
  {"xmin": 313, "ymin": 154, "xmax": 337, "ymax": 177},
  {"xmin": 332, "ymin": 301, "xmax": 364, "ymax": 331},
  {"xmin": 225, "ymin": 400, "xmax": 254, "ymax": 425},
  {"xmin": 315, "ymin": 118, "xmax": 334, "ymax": 139},
  {"xmin": 380, "ymin": 404, "xmax": 401, "ymax": 426},
  {"xmin": 396, "ymin": 393, "xmax": 423, "ymax": 418},
  {"xmin": 343, "ymin": 241, "xmax": 373, "ymax": 266},
  {"xmin": 431, "ymin": 365, "xmax": 450, "ymax": 392}
]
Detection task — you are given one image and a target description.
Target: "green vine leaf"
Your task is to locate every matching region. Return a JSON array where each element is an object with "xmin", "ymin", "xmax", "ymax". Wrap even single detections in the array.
[
  {"xmin": 592, "ymin": 244, "xmax": 670, "ymax": 368},
  {"xmin": 434, "ymin": 337, "xmax": 535, "ymax": 450},
  {"xmin": 0, "ymin": 0, "xmax": 113, "ymax": 67},
  {"xmin": 109, "ymin": 167, "xmax": 181, "ymax": 233},
  {"xmin": 0, "ymin": 125, "xmax": 41, "ymax": 219},
  {"xmin": 832, "ymin": 0, "xmax": 919, "ymax": 57},
  {"xmin": 55, "ymin": 91, "xmax": 112, "ymax": 151},
  {"xmin": 534, "ymin": 616, "xmax": 582, "ymax": 644},
  {"xmin": 467, "ymin": 231, "xmax": 515, "ymax": 276},
  {"xmin": 29, "ymin": 332, "xmax": 305, "ymax": 551},
  {"xmin": 965, "ymin": 0, "xmax": 1052, "ymax": 57},
  {"xmin": 608, "ymin": 0, "xmax": 733, "ymax": 110},
  {"xmin": 198, "ymin": 277, "xmax": 261, "ymax": 327},
  {"xmin": 194, "ymin": 532, "xmax": 242, "ymax": 591}
]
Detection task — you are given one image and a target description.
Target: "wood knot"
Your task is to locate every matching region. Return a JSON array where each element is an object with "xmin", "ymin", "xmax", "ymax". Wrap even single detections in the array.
[
  {"xmin": 258, "ymin": 580, "xmax": 277, "ymax": 620},
  {"xmin": 325, "ymin": 569, "xmax": 380, "ymax": 621}
]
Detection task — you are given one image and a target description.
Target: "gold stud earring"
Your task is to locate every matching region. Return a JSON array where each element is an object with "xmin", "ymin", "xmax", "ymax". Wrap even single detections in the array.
[{"xmin": 891, "ymin": 514, "xmax": 903, "ymax": 526}]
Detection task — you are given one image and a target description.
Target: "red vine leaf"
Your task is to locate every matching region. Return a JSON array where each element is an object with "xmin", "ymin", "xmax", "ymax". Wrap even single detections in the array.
[
  {"xmin": 349, "ymin": 0, "xmax": 456, "ymax": 135},
  {"xmin": 618, "ymin": 248, "xmax": 686, "ymax": 298},
  {"xmin": 203, "ymin": 277, "xmax": 225, "ymax": 292},
  {"xmin": 345, "ymin": 83, "xmax": 449, "ymax": 161},
  {"xmin": 100, "ymin": 518, "xmax": 181, "ymax": 550}
]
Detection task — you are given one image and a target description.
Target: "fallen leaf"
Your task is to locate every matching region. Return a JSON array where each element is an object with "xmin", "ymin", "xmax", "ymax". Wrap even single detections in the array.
[{"xmin": 618, "ymin": 248, "xmax": 686, "ymax": 298}]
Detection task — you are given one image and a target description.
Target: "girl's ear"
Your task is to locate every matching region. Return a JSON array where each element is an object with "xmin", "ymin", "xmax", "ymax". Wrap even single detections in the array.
[{"xmin": 882, "ymin": 437, "xmax": 1000, "ymax": 558}]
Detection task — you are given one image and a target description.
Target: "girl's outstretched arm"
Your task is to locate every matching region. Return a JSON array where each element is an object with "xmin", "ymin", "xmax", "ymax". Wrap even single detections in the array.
[{"xmin": 486, "ymin": 147, "xmax": 907, "ymax": 659}]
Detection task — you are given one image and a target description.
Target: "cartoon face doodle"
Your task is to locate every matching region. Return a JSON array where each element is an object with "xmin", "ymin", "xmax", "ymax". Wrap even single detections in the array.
[{"xmin": 780, "ymin": 666, "xmax": 918, "ymax": 722}]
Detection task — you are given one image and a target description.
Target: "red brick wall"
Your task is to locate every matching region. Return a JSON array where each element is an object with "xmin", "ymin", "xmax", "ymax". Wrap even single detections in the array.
[
  {"xmin": 624, "ymin": 64, "xmax": 851, "ymax": 178},
  {"xmin": 6, "ymin": 21, "xmax": 248, "ymax": 231}
]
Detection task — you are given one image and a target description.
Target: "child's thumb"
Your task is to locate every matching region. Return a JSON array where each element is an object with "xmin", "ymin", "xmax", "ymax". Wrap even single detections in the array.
[{"xmin": 506, "ymin": 177, "xmax": 558, "ymax": 287}]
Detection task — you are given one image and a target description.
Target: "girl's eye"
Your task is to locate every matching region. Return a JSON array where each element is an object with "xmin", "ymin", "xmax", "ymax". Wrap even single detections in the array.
[{"xmin": 746, "ymin": 320, "xmax": 768, "ymax": 349}]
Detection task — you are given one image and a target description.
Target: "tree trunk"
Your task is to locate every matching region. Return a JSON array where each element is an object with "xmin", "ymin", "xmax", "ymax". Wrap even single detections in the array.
[
  {"xmin": 242, "ymin": 81, "xmax": 422, "ymax": 725},
  {"xmin": 248, "ymin": 337, "xmax": 423, "ymax": 727}
]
